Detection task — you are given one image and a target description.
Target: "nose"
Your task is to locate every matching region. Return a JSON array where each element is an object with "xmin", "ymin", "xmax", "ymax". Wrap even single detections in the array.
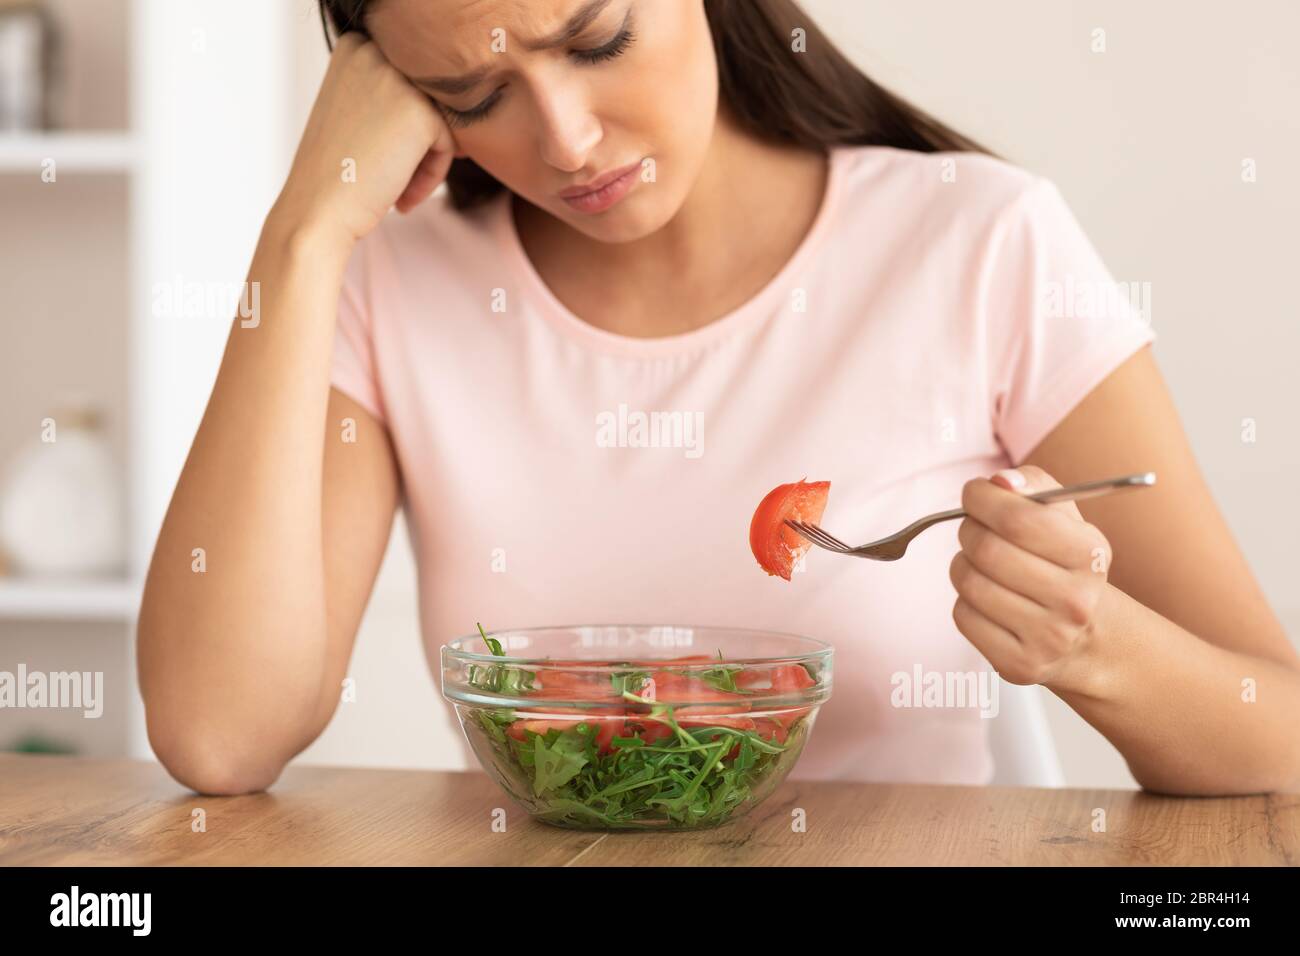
[{"xmin": 531, "ymin": 77, "xmax": 603, "ymax": 173}]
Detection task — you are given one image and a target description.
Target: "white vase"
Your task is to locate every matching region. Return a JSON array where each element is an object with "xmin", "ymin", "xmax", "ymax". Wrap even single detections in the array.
[{"xmin": 0, "ymin": 403, "xmax": 125, "ymax": 577}]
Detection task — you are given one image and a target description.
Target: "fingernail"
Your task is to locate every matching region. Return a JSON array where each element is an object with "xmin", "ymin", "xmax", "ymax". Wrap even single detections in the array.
[{"xmin": 995, "ymin": 468, "xmax": 1026, "ymax": 489}]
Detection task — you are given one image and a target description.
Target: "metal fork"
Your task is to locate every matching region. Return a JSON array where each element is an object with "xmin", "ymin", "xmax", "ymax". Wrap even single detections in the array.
[{"xmin": 785, "ymin": 472, "xmax": 1157, "ymax": 562}]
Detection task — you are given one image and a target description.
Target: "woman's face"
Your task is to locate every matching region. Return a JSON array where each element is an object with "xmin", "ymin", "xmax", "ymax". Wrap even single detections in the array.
[{"xmin": 367, "ymin": 0, "xmax": 719, "ymax": 243}]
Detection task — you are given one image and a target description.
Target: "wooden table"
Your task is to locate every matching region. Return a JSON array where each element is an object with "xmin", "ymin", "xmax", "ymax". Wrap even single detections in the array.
[{"xmin": 1, "ymin": 753, "xmax": 1295, "ymax": 865}]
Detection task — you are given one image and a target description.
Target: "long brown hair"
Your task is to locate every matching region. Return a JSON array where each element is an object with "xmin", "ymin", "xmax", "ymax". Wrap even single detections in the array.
[{"xmin": 317, "ymin": 0, "xmax": 992, "ymax": 211}]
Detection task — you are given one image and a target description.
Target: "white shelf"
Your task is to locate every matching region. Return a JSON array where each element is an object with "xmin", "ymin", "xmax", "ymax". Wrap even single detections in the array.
[
  {"xmin": 0, "ymin": 132, "xmax": 137, "ymax": 173},
  {"xmin": 0, "ymin": 0, "xmax": 297, "ymax": 759},
  {"xmin": 0, "ymin": 576, "xmax": 141, "ymax": 621}
]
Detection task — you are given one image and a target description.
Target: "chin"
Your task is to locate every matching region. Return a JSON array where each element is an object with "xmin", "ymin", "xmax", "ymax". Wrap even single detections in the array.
[{"xmin": 559, "ymin": 191, "xmax": 681, "ymax": 245}]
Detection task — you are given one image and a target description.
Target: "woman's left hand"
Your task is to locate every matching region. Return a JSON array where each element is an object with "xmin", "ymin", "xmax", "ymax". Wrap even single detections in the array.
[{"xmin": 949, "ymin": 465, "xmax": 1113, "ymax": 687}]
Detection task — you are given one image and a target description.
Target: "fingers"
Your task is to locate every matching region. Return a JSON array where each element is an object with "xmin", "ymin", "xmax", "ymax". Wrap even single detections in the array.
[
  {"xmin": 951, "ymin": 595, "xmax": 1024, "ymax": 676},
  {"xmin": 394, "ymin": 148, "xmax": 453, "ymax": 214},
  {"xmin": 949, "ymin": 549, "xmax": 1047, "ymax": 633},
  {"xmin": 428, "ymin": 147, "xmax": 455, "ymax": 187},
  {"xmin": 992, "ymin": 465, "xmax": 1083, "ymax": 521},
  {"xmin": 430, "ymin": 113, "xmax": 460, "ymax": 159},
  {"xmin": 961, "ymin": 466, "xmax": 1098, "ymax": 570},
  {"xmin": 956, "ymin": 515, "xmax": 1075, "ymax": 611}
]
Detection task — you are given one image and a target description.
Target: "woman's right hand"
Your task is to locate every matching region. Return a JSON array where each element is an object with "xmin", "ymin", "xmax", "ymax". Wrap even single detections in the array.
[{"xmin": 273, "ymin": 31, "xmax": 458, "ymax": 250}]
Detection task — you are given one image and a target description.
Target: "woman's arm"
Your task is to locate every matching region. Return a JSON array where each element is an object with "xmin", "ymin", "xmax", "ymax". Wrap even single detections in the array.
[
  {"xmin": 1058, "ymin": 578, "xmax": 1300, "ymax": 795},
  {"xmin": 950, "ymin": 345, "xmax": 1300, "ymax": 795},
  {"xmin": 137, "ymin": 221, "xmax": 396, "ymax": 795},
  {"xmin": 137, "ymin": 33, "xmax": 454, "ymax": 795}
]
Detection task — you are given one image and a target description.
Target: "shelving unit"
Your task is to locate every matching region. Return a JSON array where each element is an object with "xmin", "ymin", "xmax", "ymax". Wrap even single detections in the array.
[
  {"xmin": 0, "ymin": 577, "xmax": 141, "ymax": 621},
  {"xmin": 1, "ymin": 0, "xmax": 295, "ymax": 761},
  {"xmin": 0, "ymin": 131, "xmax": 137, "ymax": 172}
]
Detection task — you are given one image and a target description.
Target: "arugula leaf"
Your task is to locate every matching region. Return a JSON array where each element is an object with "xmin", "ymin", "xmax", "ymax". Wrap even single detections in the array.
[
  {"xmin": 530, "ymin": 730, "xmax": 589, "ymax": 796},
  {"xmin": 696, "ymin": 664, "xmax": 742, "ymax": 693},
  {"xmin": 474, "ymin": 708, "xmax": 515, "ymax": 745},
  {"xmin": 608, "ymin": 668, "xmax": 652, "ymax": 697},
  {"xmin": 479, "ymin": 706, "xmax": 806, "ymax": 828},
  {"xmin": 467, "ymin": 623, "xmax": 537, "ymax": 695}
]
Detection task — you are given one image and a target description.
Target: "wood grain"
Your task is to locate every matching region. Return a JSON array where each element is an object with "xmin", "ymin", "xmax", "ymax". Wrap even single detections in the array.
[{"xmin": 1, "ymin": 754, "xmax": 1295, "ymax": 865}]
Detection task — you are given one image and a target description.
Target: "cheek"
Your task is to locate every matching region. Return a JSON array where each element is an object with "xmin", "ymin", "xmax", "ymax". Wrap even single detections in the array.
[
  {"xmin": 619, "ymin": 5, "xmax": 717, "ymax": 168},
  {"xmin": 457, "ymin": 124, "xmax": 516, "ymax": 164},
  {"xmin": 641, "ymin": 4, "xmax": 717, "ymax": 126}
]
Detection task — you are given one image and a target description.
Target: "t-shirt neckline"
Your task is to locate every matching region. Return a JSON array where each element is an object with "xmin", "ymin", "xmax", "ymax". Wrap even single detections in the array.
[{"xmin": 491, "ymin": 145, "xmax": 847, "ymax": 358}]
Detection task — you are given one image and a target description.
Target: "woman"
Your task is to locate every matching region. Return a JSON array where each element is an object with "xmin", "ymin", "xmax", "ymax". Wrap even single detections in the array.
[{"xmin": 137, "ymin": 0, "xmax": 1299, "ymax": 796}]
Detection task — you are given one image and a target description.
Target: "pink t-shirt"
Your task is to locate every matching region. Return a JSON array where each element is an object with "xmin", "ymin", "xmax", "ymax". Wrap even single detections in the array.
[{"xmin": 330, "ymin": 144, "xmax": 1156, "ymax": 784}]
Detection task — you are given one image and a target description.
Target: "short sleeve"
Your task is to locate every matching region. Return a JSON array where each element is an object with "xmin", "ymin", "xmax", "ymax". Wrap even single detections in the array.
[
  {"xmin": 983, "ymin": 178, "xmax": 1156, "ymax": 465},
  {"xmin": 330, "ymin": 241, "xmax": 388, "ymax": 427}
]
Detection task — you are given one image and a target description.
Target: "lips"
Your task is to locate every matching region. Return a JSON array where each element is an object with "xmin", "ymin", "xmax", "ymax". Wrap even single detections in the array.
[{"xmin": 559, "ymin": 160, "xmax": 642, "ymax": 199}]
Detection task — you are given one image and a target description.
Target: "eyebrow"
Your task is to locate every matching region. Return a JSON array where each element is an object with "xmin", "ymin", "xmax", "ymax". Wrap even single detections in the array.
[{"xmin": 412, "ymin": 0, "xmax": 616, "ymax": 96}]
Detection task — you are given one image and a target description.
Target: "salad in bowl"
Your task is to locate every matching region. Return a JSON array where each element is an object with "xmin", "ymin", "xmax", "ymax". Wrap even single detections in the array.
[{"xmin": 441, "ymin": 624, "xmax": 833, "ymax": 831}]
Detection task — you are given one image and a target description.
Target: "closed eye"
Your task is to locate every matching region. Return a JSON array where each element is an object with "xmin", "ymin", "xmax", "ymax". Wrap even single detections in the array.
[
  {"xmin": 439, "ymin": 15, "xmax": 638, "ymax": 129},
  {"xmin": 441, "ymin": 89, "xmax": 504, "ymax": 129},
  {"xmin": 571, "ymin": 23, "xmax": 636, "ymax": 64}
]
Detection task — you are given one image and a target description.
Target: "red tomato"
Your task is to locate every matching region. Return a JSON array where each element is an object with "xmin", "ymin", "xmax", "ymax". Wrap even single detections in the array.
[
  {"xmin": 734, "ymin": 665, "xmax": 815, "ymax": 745},
  {"xmin": 635, "ymin": 672, "xmax": 755, "ymax": 759},
  {"xmin": 529, "ymin": 681, "xmax": 624, "ymax": 710},
  {"xmin": 506, "ymin": 712, "xmax": 627, "ymax": 755},
  {"xmin": 622, "ymin": 672, "xmax": 747, "ymax": 747},
  {"xmin": 734, "ymin": 663, "xmax": 817, "ymax": 692},
  {"xmin": 774, "ymin": 666, "xmax": 817, "ymax": 692},
  {"xmin": 754, "ymin": 706, "xmax": 813, "ymax": 742},
  {"xmin": 623, "ymin": 713, "xmax": 675, "ymax": 745},
  {"xmin": 517, "ymin": 674, "xmax": 628, "ymax": 755},
  {"xmin": 649, "ymin": 671, "xmax": 752, "ymax": 716},
  {"xmin": 534, "ymin": 671, "xmax": 622, "ymax": 700},
  {"xmin": 749, "ymin": 479, "xmax": 831, "ymax": 580},
  {"xmin": 751, "ymin": 717, "xmax": 788, "ymax": 745}
]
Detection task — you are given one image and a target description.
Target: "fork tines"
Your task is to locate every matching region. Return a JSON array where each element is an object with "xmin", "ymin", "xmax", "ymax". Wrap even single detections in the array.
[{"xmin": 784, "ymin": 519, "xmax": 852, "ymax": 553}]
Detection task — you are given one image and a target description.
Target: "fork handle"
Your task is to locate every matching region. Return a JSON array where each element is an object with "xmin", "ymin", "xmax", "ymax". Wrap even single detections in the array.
[
  {"xmin": 911, "ymin": 472, "xmax": 1157, "ymax": 533},
  {"xmin": 1024, "ymin": 471, "xmax": 1157, "ymax": 505}
]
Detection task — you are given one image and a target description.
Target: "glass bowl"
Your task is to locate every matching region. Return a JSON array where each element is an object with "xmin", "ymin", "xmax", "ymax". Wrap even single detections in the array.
[{"xmin": 441, "ymin": 624, "xmax": 832, "ymax": 831}]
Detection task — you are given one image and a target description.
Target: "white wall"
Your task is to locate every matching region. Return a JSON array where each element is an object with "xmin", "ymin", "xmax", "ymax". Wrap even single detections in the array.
[
  {"xmin": 285, "ymin": 0, "xmax": 1298, "ymax": 785},
  {"xmin": 820, "ymin": 0, "xmax": 1300, "ymax": 787}
]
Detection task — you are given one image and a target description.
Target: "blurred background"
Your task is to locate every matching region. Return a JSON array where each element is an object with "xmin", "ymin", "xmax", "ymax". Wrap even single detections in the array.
[{"xmin": 0, "ymin": 0, "xmax": 1296, "ymax": 787}]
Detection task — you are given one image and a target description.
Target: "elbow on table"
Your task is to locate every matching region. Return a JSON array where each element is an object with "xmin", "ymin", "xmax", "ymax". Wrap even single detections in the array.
[
  {"xmin": 148, "ymin": 723, "xmax": 288, "ymax": 796},
  {"xmin": 1130, "ymin": 762, "xmax": 1293, "ymax": 798}
]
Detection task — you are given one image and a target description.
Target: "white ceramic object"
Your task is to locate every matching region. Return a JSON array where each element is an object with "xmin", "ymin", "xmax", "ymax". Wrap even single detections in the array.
[{"xmin": 0, "ymin": 403, "xmax": 125, "ymax": 577}]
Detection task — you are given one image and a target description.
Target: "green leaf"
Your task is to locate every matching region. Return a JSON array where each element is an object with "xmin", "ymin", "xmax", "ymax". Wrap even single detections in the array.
[
  {"xmin": 608, "ymin": 668, "xmax": 652, "ymax": 697},
  {"xmin": 468, "ymin": 623, "xmax": 537, "ymax": 695},
  {"xmin": 530, "ymin": 730, "xmax": 589, "ymax": 796},
  {"xmin": 696, "ymin": 664, "xmax": 742, "ymax": 693}
]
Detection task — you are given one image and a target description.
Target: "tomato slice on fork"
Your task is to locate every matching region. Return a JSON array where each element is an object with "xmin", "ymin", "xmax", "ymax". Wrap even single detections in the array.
[{"xmin": 749, "ymin": 479, "xmax": 831, "ymax": 580}]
